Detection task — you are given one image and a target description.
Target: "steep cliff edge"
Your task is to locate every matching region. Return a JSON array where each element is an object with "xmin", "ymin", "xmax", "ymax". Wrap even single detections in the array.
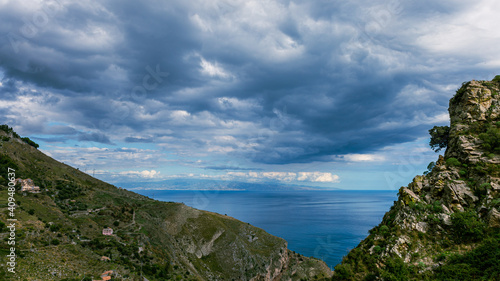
[
  {"xmin": 0, "ymin": 128, "xmax": 332, "ymax": 280},
  {"xmin": 332, "ymin": 77, "xmax": 500, "ymax": 280}
]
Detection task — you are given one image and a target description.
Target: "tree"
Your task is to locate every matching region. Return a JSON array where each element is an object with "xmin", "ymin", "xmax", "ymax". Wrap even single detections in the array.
[
  {"xmin": 21, "ymin": 137, "xmax": 39, "ymax": 149},
  {"xmin": 429, "ymin": 126, "xmax": 450, "ymax": 152}
]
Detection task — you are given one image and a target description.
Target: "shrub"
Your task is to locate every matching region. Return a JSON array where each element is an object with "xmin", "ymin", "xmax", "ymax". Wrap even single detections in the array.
[
  {"xmin": 408, "ymin": 201, "xmax": 416, "ymax": 210},
  {"xmin": 415, "ymin": 203, "xmax": 426, "ymax": 212},
  {"xmin": 380, "ymin": 257, "xmax": 410, "ymax": 281},
  {"xmin": 379, "ymin": 225, "xmax": 390, "ymax": 236},
  {"xmin": 479, "ymin": 126, "xmax": 500, "ymax": 153},
  {"xmin": 436, "ymin": 253, "xmax": 447, "ymax": 262},
  {"xmin": 0, "ymin": 125, "xmax": 20, "ymax": 138},
  {"xmin": 333, "ymin": 263, "xmax": 354, "ymax": 280},
  {"xmin": 475, "ymin": 183, "xmax": 492, "ymax": 198},
  {"xmin": 446, "ymin": 157, "xmax": 461, "ymax": 167},
  {"xmin": 433, "ymin": 201, "xmax": 443, "ymax": 213},
  {"xmin": 0, "ymin": 154, "xmax": 19, "ymax": 186},
  {"xmin": 21, "ymin": 137, "xmax": 39, "ymax": 149},
  {"xmin": 451, "ymin": 211, "xmax": 485, "ymax": 243},
  {"xmin": 49, "ymin": 224, "xmax": 61, "ymax": 232},
  {"xmin": 427, "ymin": 214, "xmax": 441, "ymax": 226},
  {"xmin": 479, "ymin": 183, "xmax": 491, "ymax": 190},
  {"xmin": 451, "ymin": 82, "xmax": 471, "ymax": 105},
  {"xmin": 493, "ymin": 75, "xmax": 500, "ymax": 83},
  {"xmin": 373, "ymin": 246, "xmax": 382, "ymax": 254},
  {"xmin": 492, "ymin": 199, "xmax": 500, "ymax": 207},
  {"xmin": 434, "ymin": 235, "xmax": 500, "ymax": 280}
]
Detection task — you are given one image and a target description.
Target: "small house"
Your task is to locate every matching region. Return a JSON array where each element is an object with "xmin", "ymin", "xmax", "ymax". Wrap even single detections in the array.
[
  {"xmin": 102, "ymin": 227, "xmax": 113, "ymax": 236},
  {"xmin": 17, "ymin": 178, "xmax": 41, "ymax": 193}
]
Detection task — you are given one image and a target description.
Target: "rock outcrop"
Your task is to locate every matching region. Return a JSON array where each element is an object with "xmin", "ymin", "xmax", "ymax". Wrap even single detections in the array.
[{"xmin": 332, "ymin": 77, "xmax": 500, "ymax": 280}]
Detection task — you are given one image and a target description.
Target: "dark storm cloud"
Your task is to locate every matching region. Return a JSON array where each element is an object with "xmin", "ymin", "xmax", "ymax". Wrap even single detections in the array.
[
  {"xmin": 77, "ymin": 132, "xmax": 113, "ymax": 145},
  {"xmin": 124, "ymin": 136, "xmax": 154, "ymax": 143},
  {"xmin": 0, "ymin": 0, "xmax": 498, "ymax": 164},
  {"xmin": 45, "ymin": 125, "xmax": 78, "ymax": 135},
  {"xmin": 31, "ymin": 136, "xmax": 68, "ymax": 143},
  {"xmin": 204, "ymin": 166, "xmax": 262, "ymax": 171}
]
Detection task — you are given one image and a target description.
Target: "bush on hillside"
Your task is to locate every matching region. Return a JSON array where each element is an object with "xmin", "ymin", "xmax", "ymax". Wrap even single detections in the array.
[
  {"xmin": 479, "ymin": 126, "xmax": 500, "ymax": 154},
  {"xmin": 380, "ymin": 257, "xmax": 410, "ymax": 281},
  {"xmin": 21, "ymin": 137, "xmax": 39, "ymax": 149},
  {"xmin": 0, "ymin": 125, "xmax": 20, "ymax": 138},
  {"xmin": 450, "ymin": 211, "xmax": 485, "ymax": 243},
  {"xmin": 445, "ymin": 157, "xmax": 461, "ymax": 167},
  {"xmin": 0, "ymin": 154, "xmax": 18, "ymax": 186},
  {"xmin": 434, "ymin": 235, "xmax": 500, "ymax": 280}
]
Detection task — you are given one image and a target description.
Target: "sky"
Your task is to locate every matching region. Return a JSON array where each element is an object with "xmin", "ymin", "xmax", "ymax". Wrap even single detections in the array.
[{"xmin": 0, "ymin": 0, "xmax": 499, "ymax": 190}]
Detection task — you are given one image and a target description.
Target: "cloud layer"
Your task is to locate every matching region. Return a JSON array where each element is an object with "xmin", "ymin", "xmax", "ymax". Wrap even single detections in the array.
[{"xmin": 0, "ymin": 0, "xmax": 499, "ymax": 185}]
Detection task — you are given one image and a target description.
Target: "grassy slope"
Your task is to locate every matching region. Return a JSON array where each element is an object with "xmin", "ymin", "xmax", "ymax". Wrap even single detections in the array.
[{"xmin": 0, "ymin": 133, "xmax": 331, "ymax": 280}]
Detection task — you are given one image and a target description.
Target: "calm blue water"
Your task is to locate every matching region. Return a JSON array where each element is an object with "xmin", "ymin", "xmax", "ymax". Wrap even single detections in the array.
[{"xmin": 135, "ymin": 190, "xmax": 397, "ymax": 268}]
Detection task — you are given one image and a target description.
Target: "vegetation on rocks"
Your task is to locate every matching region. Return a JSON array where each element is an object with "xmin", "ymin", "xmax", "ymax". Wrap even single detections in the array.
[{"xmin": 332, "ymin": 77, "xmax": 500, "ymax": 281}]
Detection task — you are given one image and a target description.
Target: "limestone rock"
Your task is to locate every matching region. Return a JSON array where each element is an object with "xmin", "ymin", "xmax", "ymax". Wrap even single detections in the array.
[
  {"xmin": 333, "ymin": 78, "xmax": 500, "ymax": 280},
  {"xmin": 399, "ymin": 186, "xmax": 420, "ymax": 205},
  {"xmin": 487, "ymin": 208, "xmax": 500, "ymax": 228}
]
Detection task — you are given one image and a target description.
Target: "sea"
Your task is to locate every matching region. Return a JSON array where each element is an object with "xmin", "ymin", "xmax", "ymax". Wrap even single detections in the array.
[{"xmin": 134, "ymin": 190, "xmax": 397, "ymax": 269}]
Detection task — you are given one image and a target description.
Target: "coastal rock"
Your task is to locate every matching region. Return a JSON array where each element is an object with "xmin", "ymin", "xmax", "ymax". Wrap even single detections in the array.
[{"xmin": 333, "ymin": 77, "xmax": 500, "ymax": 280}]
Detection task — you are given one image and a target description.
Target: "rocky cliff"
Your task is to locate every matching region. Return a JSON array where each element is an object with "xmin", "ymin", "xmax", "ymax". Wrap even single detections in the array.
[
  {"xmin": 332, "ymin": 77, "xmax": 500, "ymax": 280},
  {"xmin": 0, "ymin": 127, "xmax": 332, "ymax": 280}
]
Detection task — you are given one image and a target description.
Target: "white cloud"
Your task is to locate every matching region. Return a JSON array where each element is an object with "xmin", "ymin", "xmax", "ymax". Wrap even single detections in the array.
[
  {"xmin": 200, "ymin": 57, "xmax": 232, "ymax": 79},
  {"xmin": 119, "ymin": 170, "xmax": 161, "ymax": 179},
  {"xmin": 297, "ymin": 172, "xmax": 340, "ymax": 183},
  {"xmin": 261, "ymin": 172, "xmax": 297, "ymax": 182},
  {"xmin": 413, "ymin": 0, "xmax": 500, "ymax": 61},
  {"xmin": 343, "ymin": 154, "xmax": 385, "ymax": 162},
  {"xmin": 226, "ymin": 171, "xmax": 340, "ymax": 183},
  {"xmin": 40, "ymin": 145, "xmax": 170, "ymax": 173}
]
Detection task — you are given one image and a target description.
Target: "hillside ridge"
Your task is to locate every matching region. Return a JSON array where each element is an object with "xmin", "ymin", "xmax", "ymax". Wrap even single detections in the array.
[{"xmin": 0, "ymin": 127, "xmax": 332, "ymax": 280}]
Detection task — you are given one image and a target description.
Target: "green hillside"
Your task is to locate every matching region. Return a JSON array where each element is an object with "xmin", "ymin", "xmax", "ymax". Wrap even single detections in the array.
[{"xmin": 0, "ymin": 127, "xmax": 332, "ymax": 280}]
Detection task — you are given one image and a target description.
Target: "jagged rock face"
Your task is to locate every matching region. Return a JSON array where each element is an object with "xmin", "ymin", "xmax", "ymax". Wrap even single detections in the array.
[
  {"xmin": 402, "ymin": 79, "xmax": 500, "ymax": 219},
  {"xmin": 392, "ymin": 79, "xmax": 500, "ymax": 262},
  {"xmin": 449, "ymin": 80, "xmax": 500, "ymax": 125},
  {"xmin": 332, "ymin": 78, "xmax": 500, "ymax": 280},
  {"xmin": 446, "ymin": 80, "xmax": 500, "ymax": 163}
]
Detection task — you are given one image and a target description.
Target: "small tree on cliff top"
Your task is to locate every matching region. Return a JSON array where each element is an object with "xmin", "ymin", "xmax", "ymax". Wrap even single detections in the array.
[{"xmin": 429, "ymin": 125, "xmax": 450, "ymax": 152}]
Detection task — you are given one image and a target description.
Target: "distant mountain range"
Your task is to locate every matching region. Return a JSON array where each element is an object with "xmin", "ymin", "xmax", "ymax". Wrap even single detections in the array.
[{"xmin": 115, "ymin": 178, "xmax": 340, "ymax": 191}]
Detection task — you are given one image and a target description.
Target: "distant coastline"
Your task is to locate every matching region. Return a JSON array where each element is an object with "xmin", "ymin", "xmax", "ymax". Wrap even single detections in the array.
[{"xmin": 115, "ymin": 178, "xmax": 341, "ymax": 191}]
